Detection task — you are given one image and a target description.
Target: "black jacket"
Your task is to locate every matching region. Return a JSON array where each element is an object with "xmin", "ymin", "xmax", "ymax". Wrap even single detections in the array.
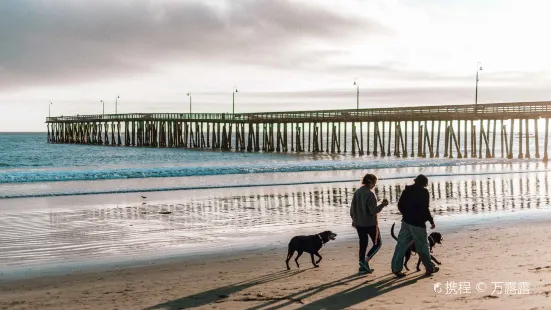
[{"xmin": 397, "ymin": 184, "xmax": 434, "ymax": 228}]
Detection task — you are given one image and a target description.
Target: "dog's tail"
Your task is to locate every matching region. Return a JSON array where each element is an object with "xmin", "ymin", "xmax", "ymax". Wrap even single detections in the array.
[
  {"xmin": 286, "ymin": 241, "xmax": 295, "ymax": 260},
  {"xmin": 391, "ymin": 223, "xmax": 398, "ymax": 241}
]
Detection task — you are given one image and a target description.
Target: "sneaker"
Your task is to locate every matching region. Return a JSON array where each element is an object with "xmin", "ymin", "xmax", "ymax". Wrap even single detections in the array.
[
  {"xmin": 358, "ymin": 261, "xmax": 373, "ymax": 274},
  {"xmin": 393, "ymin": 271, "xmax": 407, "ymax": 278},
  {"xmin": 358, "ymin": 267, "xmax": 370, "ymax": 274},
  {"xmin": 425, "ymin": 266, "xmax": 440, "ymax": 276}
]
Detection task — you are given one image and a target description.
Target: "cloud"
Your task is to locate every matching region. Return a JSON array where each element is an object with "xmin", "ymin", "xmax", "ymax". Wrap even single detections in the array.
[
  {"xmin": 318, "ymin": 62, "xmax": 551, "ymax": 86},
  {"xmin": 0, "ymin": 0, "xmax": 383, "ymax": 91},
  {"xmin": 186, "ymin": 84, "xmax": 551, "ymax": 109}
]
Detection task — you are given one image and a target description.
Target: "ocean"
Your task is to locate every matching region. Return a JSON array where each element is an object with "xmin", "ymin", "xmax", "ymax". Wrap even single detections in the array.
[{"xmin": 0, "ymin": 132, "xmax": 550, "ymax": 279}]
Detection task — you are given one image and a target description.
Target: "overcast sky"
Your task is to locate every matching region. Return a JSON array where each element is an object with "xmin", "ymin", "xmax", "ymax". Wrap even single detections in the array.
[{"xmin": 1, "ymin": 0, "xmax": 550, "ymax": 131}]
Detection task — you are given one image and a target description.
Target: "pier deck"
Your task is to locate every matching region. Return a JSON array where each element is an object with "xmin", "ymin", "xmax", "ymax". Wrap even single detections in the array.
[{"xmin": 46, "ymin": 101, "xmax": 551, "ymax": 161}]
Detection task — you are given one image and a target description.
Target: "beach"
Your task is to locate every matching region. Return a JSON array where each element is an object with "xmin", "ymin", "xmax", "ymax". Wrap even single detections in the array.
[
  {"xmin": 2, "ymin": 133, "xmax": 551, "ymax": 309},
  {"xmin": 1, "ymin": 211, "xmax": 551, "ymax": 310}
]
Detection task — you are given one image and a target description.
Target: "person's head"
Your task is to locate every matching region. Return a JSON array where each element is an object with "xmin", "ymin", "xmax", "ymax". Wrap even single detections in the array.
[
  {"xmin": 362, "ymin": 173, "xmax": 378, "ymax": 189},
  {"xmin": 414, "ymin": 174, "xmax": 429, "ymax": 187}
]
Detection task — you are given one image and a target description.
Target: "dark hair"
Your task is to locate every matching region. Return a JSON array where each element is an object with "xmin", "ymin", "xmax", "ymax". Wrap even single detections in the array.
[
  {"xmin": 362, "ymin": 173, "xmax": 378, "ymax": 186},
  {"xmin": 414, "ymin": 174, "xmax": 429, "ymax": 186}
]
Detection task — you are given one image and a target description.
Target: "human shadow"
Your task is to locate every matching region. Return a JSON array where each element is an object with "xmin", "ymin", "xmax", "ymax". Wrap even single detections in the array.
[
  {"xmin": 248, "ymin": 273, "xmax": 425, "ymax": 310},
  {"xmin": 247, "ymin": 273, "xmax": 390, "ymax": 310},
  {"xmin": 298, "ymin": 273, "xmax": 426, "ymax": 310},
  {"xmin": 143, "ymin": 269, "xmax": 305, "ymax": 310}
]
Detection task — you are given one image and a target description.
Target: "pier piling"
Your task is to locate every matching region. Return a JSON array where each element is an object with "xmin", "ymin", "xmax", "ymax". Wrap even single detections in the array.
[{"xmin": 44, "ymin": 101, "xmax": 551, "ymax": 162}]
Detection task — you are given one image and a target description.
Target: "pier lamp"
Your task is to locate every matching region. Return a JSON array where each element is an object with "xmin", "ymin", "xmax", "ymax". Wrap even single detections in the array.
[
  {"xmin": 49, "ymin": 101, "xmax": 52, "ymax": 117},
  {"xmin": 232, "ymin": 87, "xmax": 238, "ymax": 115},
  {"xmin": 353, "ymin": 79, "xmax": 359, "ymax": 110},
  {"xmin": 475, "ymin": 62, "xmax": 483, "ymax": 108},
  {"xmin": 101, "ymin": 100, "xmax": 104, "ymax": 116},
  {"xmin": 115, "ymin": 95, "xmax": 120, "ymax": 114},
  {"xmin": 187, "ymin": 93, "xmax": 192, "ymax": 114}
]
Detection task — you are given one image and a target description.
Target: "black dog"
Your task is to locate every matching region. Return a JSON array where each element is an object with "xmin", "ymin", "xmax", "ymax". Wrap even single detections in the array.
[
  {"xmin": 391, "ymin": 223, "xmax": 442, "ymax": 272},
  {"xmin": 285, "ymin": 231, "xmax": 337, "ymax": 270}
]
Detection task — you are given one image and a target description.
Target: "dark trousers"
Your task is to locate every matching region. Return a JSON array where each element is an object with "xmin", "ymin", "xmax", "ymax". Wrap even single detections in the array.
[{"xmin": 356, "ymin": 225, "xmax": 381, "ymax": 262}]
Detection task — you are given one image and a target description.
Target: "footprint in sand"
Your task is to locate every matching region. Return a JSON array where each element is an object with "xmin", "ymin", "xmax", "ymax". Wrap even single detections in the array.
[
  {"xmin": 531, "ymin": 266, "xmax": 551, "ymax": 272},
  {"xmin": 482, "ymin": 295, "xmax": 499, "ymax": 299}
]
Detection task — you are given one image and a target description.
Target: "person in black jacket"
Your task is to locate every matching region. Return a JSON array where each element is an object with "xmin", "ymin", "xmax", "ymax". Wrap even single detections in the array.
[{"xmin": 390, "ymin": 174, "xmax": 439, "ymax": 277}]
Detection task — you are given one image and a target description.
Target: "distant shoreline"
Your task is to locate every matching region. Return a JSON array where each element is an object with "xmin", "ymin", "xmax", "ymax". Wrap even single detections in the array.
[{"xmin": 0, "ymin": 131, "xmax": 46, "ymax": 133}]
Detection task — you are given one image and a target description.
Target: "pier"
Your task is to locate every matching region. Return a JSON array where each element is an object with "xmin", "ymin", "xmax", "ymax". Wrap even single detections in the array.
[{"xmin": 46, "ymin": 101, "xmax": 551, "ymax": 161}]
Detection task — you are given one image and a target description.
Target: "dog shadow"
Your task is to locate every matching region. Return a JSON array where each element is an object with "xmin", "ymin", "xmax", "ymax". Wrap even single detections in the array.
[{"xmin": 142, "ymin": 269, "xmax": 305, "ymax": 310}]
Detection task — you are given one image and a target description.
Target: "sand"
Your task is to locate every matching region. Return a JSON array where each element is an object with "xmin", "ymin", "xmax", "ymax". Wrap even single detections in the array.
[{"xmin": 1, "ymin": 217, "xmax": 551, "ymax": 310}]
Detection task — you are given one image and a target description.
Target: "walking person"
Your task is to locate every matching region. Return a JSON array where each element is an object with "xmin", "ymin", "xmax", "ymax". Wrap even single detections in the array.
[
  {"xmin": 391, "ymin": 174, "xmax": 439, "ymax": 277},
  {"xmin": 350, "ymin": 173, "xmax": 388, "ymax": 274}
]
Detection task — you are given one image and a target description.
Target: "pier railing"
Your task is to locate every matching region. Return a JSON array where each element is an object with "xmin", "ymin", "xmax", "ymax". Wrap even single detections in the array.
[{"xmin": 46, "ymin": 101, "xmax": 551, "ymax": 123}]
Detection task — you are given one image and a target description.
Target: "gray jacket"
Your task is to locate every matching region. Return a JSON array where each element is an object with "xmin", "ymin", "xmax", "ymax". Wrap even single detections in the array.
[{"xmin": 350, "ymin": 186, "xmax": 383, "ymax": 227}]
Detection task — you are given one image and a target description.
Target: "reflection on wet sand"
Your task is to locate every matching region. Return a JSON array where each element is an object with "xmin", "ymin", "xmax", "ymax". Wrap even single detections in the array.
[
  {"xmin": 1, "ymin": 172, "xmax": 549, "ymax": 270},
  {"xmin": 50, "ymin": 172, "xmax": 549, "ymax": 223}
]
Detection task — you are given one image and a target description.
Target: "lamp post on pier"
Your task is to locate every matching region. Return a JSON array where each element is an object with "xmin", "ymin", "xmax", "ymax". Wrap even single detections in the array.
[
  {"xmin": 232, "ymin": 87, "xmax": 238, "ymax": 115},
  {"xmin": 49, "ymin": 102, "xmax": 52, "ymax": 118},
  {"xmin": 475, "ymin": 62, "xmax": 483, "ymax": 108},
  {"xmin": 101, "ymin": 100, "xmax": 104, "ymax": 116},
  {"xmin": 115, "ymin": 95, "xmax": 120, "ymax": 114},
  {"xmin": 353, "ymin": 79, "xmax": 359, "ymax": 110},
  {"xmin": 187, "ymin": 93, "xmax": 192, "ymax": 113}
]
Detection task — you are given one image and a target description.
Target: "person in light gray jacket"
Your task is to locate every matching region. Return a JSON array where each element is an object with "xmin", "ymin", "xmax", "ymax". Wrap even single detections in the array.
[{"xmin": 350, "ymin": 173, "xmax": 388, "ymax": 274}]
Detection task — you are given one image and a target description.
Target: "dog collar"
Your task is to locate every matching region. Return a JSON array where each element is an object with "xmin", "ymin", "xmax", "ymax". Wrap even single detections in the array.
[{"xmin": 318, "ymin": 234, "xmax": 325, "ymax": 246}]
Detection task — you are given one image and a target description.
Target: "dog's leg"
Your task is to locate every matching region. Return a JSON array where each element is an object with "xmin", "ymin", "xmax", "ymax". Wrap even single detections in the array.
[
  {"xmin": 286, "ymin": 249, "xmax": 295, "ymax": 270},
  {"xmin": 310, "ymin": 253, "xmax": 319, "ymax": 268},
  {"xmin": 294, "ymin": 251, "xmax": 303, "ymax": 268},
  {"xmin": 314, "ymin": 252, "xmax": 322, "ymax": 264},
  {"xmin": 416, "ymin": 257, "xmax": 422, "ymax": 272},
  {"xmin": 404, "ymin": 250, "xmax": 411, "ymax": 271},
  {"xmin": 431, "ymin": 255, "xmax": 442, "ymax": 265}
]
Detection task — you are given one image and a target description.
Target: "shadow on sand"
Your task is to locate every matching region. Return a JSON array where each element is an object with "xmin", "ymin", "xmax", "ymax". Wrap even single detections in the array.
[
  {"xmin": 143, "ymin": 270, "xmax": 305, "ymax": 310},
  {"xmin": 247, "ymin": 272, "xmax": 425, "ymax": 310},
  {"xmin": 296, "ymin": 273, "xmax": 425, "ymax": 310},
  {"xmin": 144, "ymin": 269, "xmax": 425, "ymax": 310}
]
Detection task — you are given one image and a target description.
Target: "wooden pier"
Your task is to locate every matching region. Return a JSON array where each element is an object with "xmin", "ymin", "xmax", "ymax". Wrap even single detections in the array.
[{"xmin": 46, "ymin": 101, "xmax": 551, "ymax": 161}]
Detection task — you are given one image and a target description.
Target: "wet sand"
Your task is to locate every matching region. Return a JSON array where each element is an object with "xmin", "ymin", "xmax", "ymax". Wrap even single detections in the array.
[
  {"xmin": 2, "ymin": 170, "xmax": 551, "ymax": 280},
  {"xmin": 2, "ymin": 213, "xmax": 551, "ymax": 310}
]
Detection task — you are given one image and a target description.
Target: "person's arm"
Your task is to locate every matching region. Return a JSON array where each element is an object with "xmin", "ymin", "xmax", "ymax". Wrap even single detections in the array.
[
  {"xmin": 350, "ymin": 192, "xmax": 357, "ymax": 224},
  {"xmin": 423, "ymin": 189, "xmax": 435, "ymax": 226},
  {"xmin": 397, "ymin": 189, "xmax": 407, "ymax": 214},
  {"xmin": 367, "ymin": 191, "xmax": 385, "ymax": 215}
]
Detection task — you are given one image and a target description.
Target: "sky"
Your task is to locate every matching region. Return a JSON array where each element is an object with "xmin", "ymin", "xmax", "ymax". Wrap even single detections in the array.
[{"xmin": 1, "ymin": 0, "xmax": 551, "ymax": 131}]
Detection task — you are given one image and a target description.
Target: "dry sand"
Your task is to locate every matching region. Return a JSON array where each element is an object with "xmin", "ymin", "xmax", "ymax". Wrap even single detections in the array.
[{"xmin": 1, "ymin": 217, "xmax": 551, "ymax": 310}]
